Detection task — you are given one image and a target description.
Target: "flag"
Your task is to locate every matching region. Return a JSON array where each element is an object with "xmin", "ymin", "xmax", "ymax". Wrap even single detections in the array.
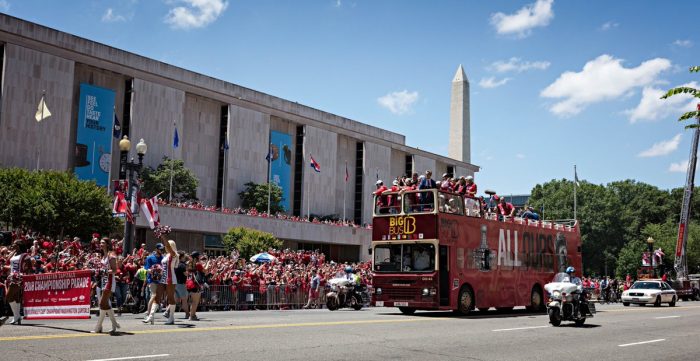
[
  {"xmin": 265, "ymin": 143, "xmax": 273, "ymax": 162},
  {"xmin": 310, "ymin": 156, "xmax": 320, "ymax": 172},
  {"xmin": 35, "ymin": 95, "xmax": 51, "ymax": 122},
  {"xmin": 140, "ymin": 196, "xmax": 160, "ymax": 229},
  {"xmin": 345, "ymin": 161, "xmax": 349, "ymax": 182},
  {"xmin": 112, "ymin": 191, "xmax": 128, "ymax": 214},
  {"xmin": 574, "ymin": 166, "xmax": 580, "ymax": 187},
  {"xmin": 173, "ymin": 125, "xmax": 179, "ymax": 148},
  {"xmin": 113, "ymin": 113, "xmax": 121, "ymax": 139}
]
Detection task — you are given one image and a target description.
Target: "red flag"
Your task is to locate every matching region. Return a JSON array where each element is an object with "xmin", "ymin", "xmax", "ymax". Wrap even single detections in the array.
[
  {"xmin": 309, "ymin": 156, "xmax": 320, "ymax": 173},
  {"xmin": 112, "ymin": 191, "xmax": 127, "ymax": 214},
  {"xmin": 140, "ymin": 196, "xmax": 160, "ymax": 229}
]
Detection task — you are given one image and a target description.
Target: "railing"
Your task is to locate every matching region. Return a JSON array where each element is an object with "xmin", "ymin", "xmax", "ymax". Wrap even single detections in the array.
[{"xmin": 198, "ymin": 285, "xmax": 373, "ymax": 310}]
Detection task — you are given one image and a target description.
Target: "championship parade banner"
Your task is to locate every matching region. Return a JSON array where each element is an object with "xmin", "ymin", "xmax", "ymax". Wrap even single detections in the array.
[{"xmin": 22, "ymin": 270, "xmax": 92, "ymax": 320}]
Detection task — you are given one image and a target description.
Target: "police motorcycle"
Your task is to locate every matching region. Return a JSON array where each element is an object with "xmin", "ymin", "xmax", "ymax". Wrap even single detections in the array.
[
  {"xmin": 326, "ymin": 268, "xmax": 369, "ymax": 311},
  {"xmin": 544, "ymin": 270, "xmax": 595, "ymax": 326}
]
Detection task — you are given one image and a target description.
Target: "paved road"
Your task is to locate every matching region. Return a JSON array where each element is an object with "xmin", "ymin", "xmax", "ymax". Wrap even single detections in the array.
[{"xmin": 1, "ymin": 301, "xmax": 698, "ymax": 361}]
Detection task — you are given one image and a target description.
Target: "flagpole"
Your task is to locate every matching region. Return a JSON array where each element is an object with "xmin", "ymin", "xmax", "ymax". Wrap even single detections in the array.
[
  {"xmin": 221, "ymin": 137, "xmax": 226, "ymax": 210},
  {"xmin": 573, "ymin": 164, "xmax": 577, "ymax": 220},
  {"xmin": 343, "ymin": 161, "xmax": 347, "ymax": 223},
  {"xmin": 267, "ymin": 143, "xmax": 272, "ymax": 216},
  {"xmin": 36, "ymin": 91, "xmax": 45, "ymax": 171},
  {"xmin": 169, "ymin": 121, "xmax": 175, "ymax": 203},
  {"xmin": 306, "ymin": 154, "xmax": 310, "ymax": 219}
]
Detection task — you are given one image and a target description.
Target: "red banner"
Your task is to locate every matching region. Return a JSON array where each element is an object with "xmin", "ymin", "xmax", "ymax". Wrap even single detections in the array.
[{"xmin": 22, "ymin": 270, "xmax": 92, "ymax": 320}]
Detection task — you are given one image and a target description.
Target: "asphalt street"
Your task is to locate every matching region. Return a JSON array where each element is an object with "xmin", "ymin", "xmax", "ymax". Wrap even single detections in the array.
[{"xmin": 0, "ymin": 301, "xmax": 698, "ymax": 361}]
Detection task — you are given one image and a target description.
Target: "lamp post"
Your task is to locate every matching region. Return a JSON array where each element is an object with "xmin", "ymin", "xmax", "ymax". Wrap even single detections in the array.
[
  {"xmin": 647, "ymin": 236, "xmax": 655, "ymax": 278},
  {"xmin": 119, "ymin": 136, "xmax": 148, "ymax": 258}
]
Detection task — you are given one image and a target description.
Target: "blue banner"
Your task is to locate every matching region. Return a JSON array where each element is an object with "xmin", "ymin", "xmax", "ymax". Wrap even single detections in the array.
[
  {"xmin": 269, "ymin": 131, "xmax": 293, "ymax": 212},
  {"xmin": 74, "ymin": 84, "xmax": 116, "ymax": 187}
]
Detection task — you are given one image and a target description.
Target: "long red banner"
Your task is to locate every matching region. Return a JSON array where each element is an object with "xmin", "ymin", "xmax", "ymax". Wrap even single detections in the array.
[{"xmin": 22, "ymin": 270, "xmax": 92, "ymax": 320}]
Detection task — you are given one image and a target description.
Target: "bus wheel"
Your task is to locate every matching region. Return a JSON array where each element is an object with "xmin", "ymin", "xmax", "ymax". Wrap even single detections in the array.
[
  {"xmin": 526, "ymin": 286, "xmax": 544, "ymax": 313},
  {"xmin": 398, "ymin": 307, "xmax": 416, "ymax": 315},
  {"xmin": 456, "ymin": 286, "xmax": 474, "ymax": 315}
]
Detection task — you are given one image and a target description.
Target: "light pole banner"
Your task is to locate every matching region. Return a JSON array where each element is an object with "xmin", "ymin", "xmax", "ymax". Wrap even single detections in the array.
[
  {"xmin": 74, "ymin": 83, "xmax": 116, "ymax": 187},
  {"xmin": 22, "ymin": 270, "xmax": 92, "ymax": 320},
  {"xmin": 270, "ymin": 130, "xmax": 292, "ymax": 212}
]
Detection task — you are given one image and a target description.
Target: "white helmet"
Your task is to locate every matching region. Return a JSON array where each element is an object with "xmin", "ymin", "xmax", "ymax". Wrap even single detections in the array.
[{"xmin": 376, "ymin": 180, "xmax": 383, "ymax": 185}]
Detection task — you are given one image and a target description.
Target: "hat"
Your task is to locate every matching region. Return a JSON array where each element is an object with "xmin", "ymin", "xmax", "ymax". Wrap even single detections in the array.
[
  {"xmin": 466, "ymin": 176, "xmax": 473, "ymax": 181},
  {"xmin": 191, "ymin": 251, "xmax": 201, "ymax": 258},
  {"xmin": 442, "ymin": 173, "xmax": 448, "ymax": 178},
  {"xmin": 376, "ymin": 180, "xmax": 383, "ymax": 185},
  {"xmin": 392, "ymin": 180, "xmax": 399, "ymax": 186},
  {"xmin": 155, "ymin": 243, "xmax": 164, "ymax": 250}
]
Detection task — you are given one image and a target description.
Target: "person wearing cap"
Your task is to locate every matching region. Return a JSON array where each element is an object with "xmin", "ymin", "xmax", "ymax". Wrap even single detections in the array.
[
  {"xmin": 373, "ymin": 180, "xmax": 389, "ymax": 213},
  {"xmin": 465, "ymin": 175, "xmax": 477, "ymax": 197},
  {"xmin": 388, "ymin": 180, "xmax": 401, "ymax": 213},
  {"xmin": 143, "ymin": 243, "xmax": 164, "ymax": 324}
]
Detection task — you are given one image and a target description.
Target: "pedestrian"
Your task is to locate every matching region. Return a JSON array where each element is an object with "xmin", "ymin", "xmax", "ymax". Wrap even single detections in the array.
[
  {"xmin": 6, "ymin": 240, "xmax": 30, "ymax": 325},
  {"xmin": 143, "ymin": 243, "xmax": 165, "ymax": 324},
  {"xmin": 157, "ymin": 234, "xmax": 180, "ymax": 326},
  {"xmin": 92, "ymin": 238, "xmax": 120, "ymax": 334},
  {"xmin": 186, "ymin": 251, "xmax": 206, "ymax": 320},
  {"xmin": 304, "ymin": 269, "xmax": 321, "ymax": 309}
]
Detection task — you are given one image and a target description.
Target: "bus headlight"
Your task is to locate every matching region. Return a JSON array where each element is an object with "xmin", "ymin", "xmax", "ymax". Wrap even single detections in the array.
[
  {"xmin": 376, "ymin": 288, "xmax": 382, "ymax": 295},
  {"xmin": 422, "ymin": 288, "xmax": 430, "ymax": 296}
]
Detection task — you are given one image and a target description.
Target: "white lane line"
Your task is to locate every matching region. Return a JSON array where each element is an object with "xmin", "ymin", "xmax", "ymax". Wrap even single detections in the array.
[
  {"xmin": 655, "ymin": 316, "xmax": 680, "ymax": 319},
  {"xmin": 618, "ymin": 339, "xmax": 666, "ymax": 347},
  {"xmin": 85, "ymin": 355, "xmax": 170, "ymax": 361},
  {"xmin": 492, "ymin": 325, "xmax": 549, "ymax": 332}
]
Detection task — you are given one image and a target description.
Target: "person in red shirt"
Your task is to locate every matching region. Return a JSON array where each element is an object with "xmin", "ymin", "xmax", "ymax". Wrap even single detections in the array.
[
  {"xmin": 465, "ymin": 176, "xmax": 477, "ymax": 197},
  {"xmin": 373, "ymin": 180, "xmax": 389, "ymax": 214},
  {"xmin": 497, "ymin": 197, "xmax": 515, "ymax": 220}
]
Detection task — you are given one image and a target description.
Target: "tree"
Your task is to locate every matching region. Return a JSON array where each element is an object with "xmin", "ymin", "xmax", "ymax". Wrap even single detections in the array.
[
  {"xmin": 237, "ymin": 182, "xmax": 284, "ymax": 213},
  {"xmin": 222, "ymin": 226, "xmax": 282, "ymax": 261},
  {"xmin": 0, "ymin": 168, "xmax": 120, "ymax": 239},
  {"xmin": 661, "ymin": 65, "xmax": 700, "ymax": 128},
  {"xmin": 140, "ymin": 156, "xmax": 198, "ymax": 202}
]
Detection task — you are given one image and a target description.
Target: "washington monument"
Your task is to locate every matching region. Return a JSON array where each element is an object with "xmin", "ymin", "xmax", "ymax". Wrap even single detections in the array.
[{"xmin": 449, "ymin": 64, "xmax": 470, "ymax": 163}]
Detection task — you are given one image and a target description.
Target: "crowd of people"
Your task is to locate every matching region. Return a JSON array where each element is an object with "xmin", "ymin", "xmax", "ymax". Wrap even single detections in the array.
[
  {"xmin": 1, "ymin": 229, "xmax": 372, "ymax": 328},
  {"xmin": 373, "ymin": 170, "xmax": 542, "ymax": 221},
  {"xmin": 157, "ymin": 199, "xmax": 372, "ymax": 229}
]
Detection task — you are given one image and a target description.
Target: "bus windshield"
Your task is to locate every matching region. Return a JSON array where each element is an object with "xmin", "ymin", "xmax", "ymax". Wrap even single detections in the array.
[{"xmin": 373, "ymin": 243, "xmax": 436, "ymax": 273}]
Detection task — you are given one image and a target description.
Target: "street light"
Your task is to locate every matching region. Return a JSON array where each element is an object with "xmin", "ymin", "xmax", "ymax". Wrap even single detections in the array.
[
  {"xmin": 647, "ymin": 237, "xmax": 655, "ymax": 278},
  {"xmin": 119, "ymin": 136, "xmax": 147, "ymax": 257}
]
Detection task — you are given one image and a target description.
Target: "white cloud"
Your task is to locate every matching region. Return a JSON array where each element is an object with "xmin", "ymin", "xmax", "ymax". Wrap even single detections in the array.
[
  {"xmin": 0, "ymin": 0, "xmax": 9, "ymax": 12},
  {"xmin": 165, "ymin": 0, "xmax": 228, "ymax": 30},
  {"xmin": 540, "ymin": 54, "xmax": 671, "ymax": 117},
  {"xmin": 102, "ymin": 8, "xmax": 127, "ymax": 23},
  {"xmin": 335, "ymin": 0, "xmax": 341, "ymax": 7},
  {"xmin": 600, "ymin": 21, "xmax": 618, "ymax": 31},
  {"xmin": 673, "ymin": 39, "xmax": 693, "ymax": 48},
  {"xmin": 490, "ymin": 0, "xmax": 554, "ymax": 38},
  {"xmin": 638, "ymin": 134, "xmax": 682, "ymax": 157},
  {"xmin": 625, "ymin": 81, "xmax": 698, "ymax": 123},
  {"xmin": 377, "ymin": 90, "xmax": 419, "ymax": 115},
  {"xmin": 489, "ymin": 57, "xmax": 550, "ymax": 73},
  {"xmin": 669, "ymin": 160, "xmax": 688, "ymax": 173},
  {"xmin": 516, "ymin": 153, "xmax": 526, "ymax": 159},
  {"xmin": 479, "ymin": 77, "xmax": 511, "ymax": 89}
]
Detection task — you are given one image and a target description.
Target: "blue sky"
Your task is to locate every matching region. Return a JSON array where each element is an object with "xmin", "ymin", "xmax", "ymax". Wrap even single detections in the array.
[{"xmin": 3, "ymin": 0, "xmax": 700, "ymax": 195}]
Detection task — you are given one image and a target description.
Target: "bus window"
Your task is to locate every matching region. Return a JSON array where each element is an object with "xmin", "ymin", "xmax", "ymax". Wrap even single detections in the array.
[
  {"xmin": 403, "ymin": 190, "xmax": 436, "ymax": 214},
  {"xmin": 374, "ymin": 192, "xmax": 401, "ymax": 215},
  {"xmin": 374, "ymin": 244, "xmax": 436, "ymax": 272},
  {"xmin": 464, "ymin": 197, "xmax": 481, "ymax": 217},
  {"xmin": 438, "ymin": 192, "xmax": 463, "ymax": 215}
]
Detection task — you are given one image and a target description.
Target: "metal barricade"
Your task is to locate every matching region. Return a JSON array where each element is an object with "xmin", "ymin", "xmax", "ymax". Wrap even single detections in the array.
[{"xmin": 199, "ymin": 284, "xmax": 332, "ymax": 311}]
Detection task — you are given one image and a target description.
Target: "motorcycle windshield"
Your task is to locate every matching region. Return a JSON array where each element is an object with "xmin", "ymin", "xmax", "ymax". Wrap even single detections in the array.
[{"xmin": 552, "ymin": 273, "xmax": 571, "ymax": 283}]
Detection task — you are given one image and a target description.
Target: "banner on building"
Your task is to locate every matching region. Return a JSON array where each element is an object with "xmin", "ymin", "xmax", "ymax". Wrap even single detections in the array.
[
  {"xmin": 269, "ymin": 131, "xmax": 293, "ymax": 212},
  {"xmin": 74, "ymin": 83, "xmax": 116, "ymax": 187},
  {"xmin": 22, "ymin": 270, "xmax": 92, "ymax": 320}
]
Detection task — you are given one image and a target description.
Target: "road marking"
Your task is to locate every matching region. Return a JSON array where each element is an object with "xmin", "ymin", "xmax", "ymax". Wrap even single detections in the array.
[
  {"xmin": 619, "ymin": 339, "xmax": 665, "ymax": 347},
  {"xmin": 86, "ymin": 355, "xmax": 169, "ymax": 361},
  {"xmin": 492, "ymin": 325, "xmax": 549, "ymax": 332},
  {"xmin": 602, "ymin": 305, "xmax": 700, "ymax": 313},
  {"xmin": 0, "ymin": 318, "xmax": 435, "ymax": 342},
  {"xmin": 654, "ymin": 316, "xmax": 680, "ymax": 319}
]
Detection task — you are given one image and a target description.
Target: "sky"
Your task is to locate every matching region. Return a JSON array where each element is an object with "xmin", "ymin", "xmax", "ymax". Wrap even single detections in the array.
[{"xmin": 2, "ymin": 0, "xmax": 700, "ymax": 195}]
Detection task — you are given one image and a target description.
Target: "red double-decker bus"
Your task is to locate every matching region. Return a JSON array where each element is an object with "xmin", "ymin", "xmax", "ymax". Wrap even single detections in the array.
[{"xmin": 371, "ymin": 189, "xmax": 582, "ymax": 314}]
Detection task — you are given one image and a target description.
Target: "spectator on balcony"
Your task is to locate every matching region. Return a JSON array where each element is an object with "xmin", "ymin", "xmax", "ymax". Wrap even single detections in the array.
[
  {"xmin": 521, "ymin": 206, "xmax": 540, "ymax": 221},
  {"xmin": 497, "ymin": 197, "xmax": 516, "ymax": 220}
]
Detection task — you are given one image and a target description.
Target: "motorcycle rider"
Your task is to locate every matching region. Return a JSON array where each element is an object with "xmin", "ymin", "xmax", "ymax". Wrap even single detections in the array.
[
  {"xmin": 344, "ymin": 266, "xmax": 360, "ymax": 286},
  {"xmin": 566, "ymin": 266, "xmax": 583, "ymax": 317}
]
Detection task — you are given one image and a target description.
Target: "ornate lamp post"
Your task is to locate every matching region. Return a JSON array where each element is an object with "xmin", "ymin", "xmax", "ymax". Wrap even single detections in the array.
[
  {"xmin": 119, "ymin": 136, "xmax": 147, "ymax": 257},
  {"xmin": 647, "ymin": 236, "xmax": 655, "ymax": 278}
]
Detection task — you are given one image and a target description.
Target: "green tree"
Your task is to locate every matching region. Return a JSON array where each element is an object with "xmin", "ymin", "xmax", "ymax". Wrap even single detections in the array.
[
  {"xmin": 0, "ymin": 168, "xmax": 120, "ymax": 239},
  {"xmin": 661, "ymin": 65, "xmax": 700, "ymax": 128},
  {"xmin": 237, "ymin": 182, "xmax": 284, "ymax": 213},
  {"xmin": 140, "ymin": 156, "xmax": 199, "ymax": 201},
  {"xmin": 222, "ymin": 226, "xmax": 282, "ymax": 261}
]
